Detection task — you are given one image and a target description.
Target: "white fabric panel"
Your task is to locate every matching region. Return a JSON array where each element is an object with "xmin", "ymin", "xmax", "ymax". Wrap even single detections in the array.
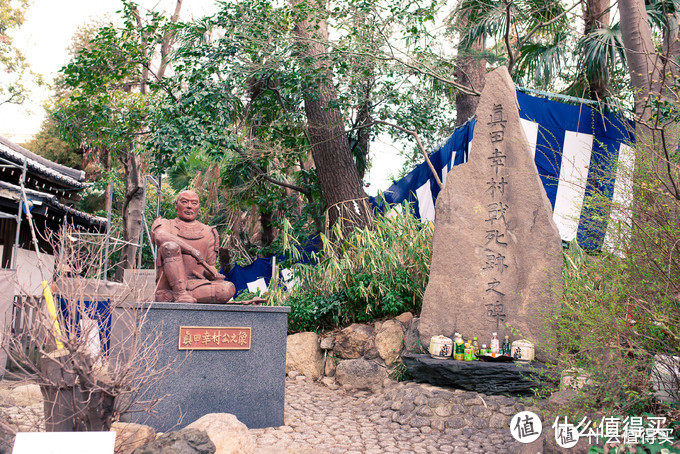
[
  {"xmin": 15, "ymin": 248, "xmax": 55, "ymax": 296},
  {"xmin": 520, "ymin": 119, "xmax": 539, "ymax": 159},
  {"xmin": 441, "ymin": 165, "xmax": 449, "ymax": 188},
  {"xmin": 247, "ymin": 277, "xmax": 268, "ymax": 295},
  {"xmin": 0, "ymin": 269, "xmax": 16, "ymax": 378},
  {"xmin": 416, "ymin": 181, "xmax": 436, "ymax": 222},
  {"xmin": 604, "ymin": 144, "xmax": 635, "ymax": 255},
  {"xmin": 552, "ymin": 131, "xmax": 594, "ymax": 242}
]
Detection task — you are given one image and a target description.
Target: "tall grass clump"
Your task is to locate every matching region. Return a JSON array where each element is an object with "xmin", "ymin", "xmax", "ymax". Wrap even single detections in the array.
[{"xmin": 280, "ymin": 202, "xmax": 433, "ymax": 333}]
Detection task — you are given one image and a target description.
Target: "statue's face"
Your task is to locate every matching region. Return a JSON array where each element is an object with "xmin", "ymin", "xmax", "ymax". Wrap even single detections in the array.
[{"xmin": 175, "ymin": 192, "xmax": 200, "ymax": 222}]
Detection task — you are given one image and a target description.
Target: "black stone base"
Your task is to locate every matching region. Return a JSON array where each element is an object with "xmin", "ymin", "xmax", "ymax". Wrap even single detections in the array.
[
  {"xmin": 113, "ymin": 302, "xmax": 290, "ymax": 431},
  {"xmin": 402, "ymin": 353, "xmax": 556, "ymax": 396}
]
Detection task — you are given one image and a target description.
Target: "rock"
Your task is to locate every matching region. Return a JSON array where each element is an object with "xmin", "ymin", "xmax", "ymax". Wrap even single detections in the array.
[
  {"xmin": 320, "ymin": 377, "xmax": 338, "ymax": 389},
  {"xmin": 363, "ymin": 337, "xmax": 380, "ymax": 360},
  {"xmin": 319, "ymin": 336, "xmax": 334, "ymax": 350},
  {"xmin": 324, "ymin": 355, "xmax": 337, "ymax": 377},
  {"xmin": 335, "ymin": 358, "xmax": 388, "ymax": 392},
  {"xmin": 11, "ymin": 384, "xmax": 42, "ymax": 406},
  {"xmin": 546, "ymin": 389, "xmax": 580, "ymax": 413},
  {"xmin": 418, "ymin": 66, "xmax": 563, "ymax": 361},
  {"xmin": 401, "ymin": 353, "xmax": 554, "ymax": 395},
  {"xmin": 333, "ymin": 324, "xmax": 374, "ymax": 359},
  {"xmin": 133, "ymin": 428, "xmax": 215, "ymax": 454},
  {"xmin": 403, "ymin": 317, "xmax": 425, "ymax": 354},
  {"xmin": 186, "ymin": 413, "xmax": 254, "ymax": 454},
  {"xmin": 286, "ymin": 332, "xmax": 324, "ymax": 380},
  {"xmin": 395, "ymin": 312, "xmax": 414, "ymax": 327},
  {"xmin": 111, "ymin": 422, "xmax": 157, "ymax": 454},
  {"xmin": 287, "ymin": 370, "xmax": 299, "ymax": 379},
  {"xmin": 542, "ymin": 425, "xmax": 593, "ymax": 454},
  {"xmin": 375, "ymin": 320, "xmax": 405, "ymax": 366}
]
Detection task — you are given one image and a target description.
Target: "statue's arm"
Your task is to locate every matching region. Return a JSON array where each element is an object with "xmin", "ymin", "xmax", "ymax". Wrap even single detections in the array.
[
  {"xmin": 151, "ymin": 218, "xmax": 205, "ymax": 262},
  {"xmin": 201, "ymin": 227, "xmax": 223, "ymax": 281}
]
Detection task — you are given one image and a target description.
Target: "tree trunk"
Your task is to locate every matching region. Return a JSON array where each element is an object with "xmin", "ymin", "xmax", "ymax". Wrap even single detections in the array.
[
  {"xmin": 455, "ymin": 15, "xmax": 486, "ymax": 126},
  {"xmin": 291, "ymin": 0, "xmax": 372, "ymax": 232},
  {"xmin": 583, "ymin": 0, "xmax": 610, "ymax": 101},
  {"xmin": 114, "ymin": 151, "xmax": 145, "ymax": 281},
  {"xmin": 618, "ymin": 0, "xmax": 680, "ymax": 293}
]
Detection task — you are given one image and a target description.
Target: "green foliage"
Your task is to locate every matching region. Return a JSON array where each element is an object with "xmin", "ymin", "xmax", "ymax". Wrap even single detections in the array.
[
  {"xmin": 281, "ymin": 202, "xmax": 432, "ymax": 333},
  {"xmin": 548, "ymin": 141, "xmax": 680, "ymax": 416}
]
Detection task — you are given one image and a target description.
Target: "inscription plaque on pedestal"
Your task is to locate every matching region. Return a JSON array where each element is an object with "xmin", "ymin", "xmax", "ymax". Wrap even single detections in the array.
[{"xmin": 179, "ymin": 326, "xmax": 252, "ymax": 350}]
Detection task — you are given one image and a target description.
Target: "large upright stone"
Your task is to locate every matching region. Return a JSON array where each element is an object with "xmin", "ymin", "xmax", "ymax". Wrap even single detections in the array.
[{"xmin": 419, "ymin": 66, "xmax": 562, "ymax": 359}]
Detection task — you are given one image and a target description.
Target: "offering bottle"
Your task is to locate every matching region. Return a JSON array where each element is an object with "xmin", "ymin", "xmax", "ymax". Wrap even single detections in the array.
[
  {"xmin": 490, "ymin": 332, "xmax": 500, "ymax": 357},
  {"xmin": 481, "ymin": 344, "xmax": 488, "ymax": 356},
  {"xmin": 472, "ymin": 337, "xmax": 479, "ymax": 358},
  {"xmin": 453, "ymin": 332, "xmax": 465, "ymax": 360},
  {"xmin": 464, "ymin": 341, "xmax": 474, "ymax": 361},
  {"xmin": 502, "ymin": 336, "xmax": 511, "ymax": 356}
]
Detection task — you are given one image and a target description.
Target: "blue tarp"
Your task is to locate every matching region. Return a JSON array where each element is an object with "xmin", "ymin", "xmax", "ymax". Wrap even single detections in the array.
[{"xmin": 372, "ymin": 90, "xmax": 635, "ymax": 251}]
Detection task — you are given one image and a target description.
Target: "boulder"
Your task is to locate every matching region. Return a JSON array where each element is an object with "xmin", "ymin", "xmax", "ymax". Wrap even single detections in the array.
[
  {"xmin": 363, "ymin": 337, "xmax": 380, "ymax": 360},
  {"xmin": 111, "ymin": 422, "xmax": 157, "ymax": 454},
  {"xmin": 335, "ymin": 358, "xmax": 388, "ymax": 392},
  {"xmin": 186, "ymin": 413, "xmax": 254, "ymax": 454},
  {"xmin": 333, "ymin": 324, "xmax": 374, "ymax": 359},
  {"xmin": 133, "ymin": 428, "xmax": 215, "ymax": 454},
  {"xmin": 286, "ymin": 332, "xmax": 324, "ymax": 380},
  {"xmin": 418, "ymin": 66, "xmax": 563, "ymax": 361},
  {"xmin": 375, "ymin": 320, "xmax": 405, "ymax": 366},
  {"xmin": 403, "ymin": 317, "xmax": 425, "ymax": 354},
  {"xmin": 395, "ymin": 312, "xmax": 414, "ymax": 327},
  {"xmin": 11, "ymin": 384, "xmax": 42, "ymax": 406},
  {"xmin": 319, "ymin": 336, "xmax": 334, "ymax": 350}
]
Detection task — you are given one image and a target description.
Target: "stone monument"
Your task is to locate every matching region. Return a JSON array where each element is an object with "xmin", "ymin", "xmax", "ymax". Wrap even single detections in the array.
[
  {"xmin": 418, "ymin": 66, "xmax": 562, "ymax": 358},
  {"xmin": 152, "ymin": 190, "xmax": 236, "ymax": 304}
]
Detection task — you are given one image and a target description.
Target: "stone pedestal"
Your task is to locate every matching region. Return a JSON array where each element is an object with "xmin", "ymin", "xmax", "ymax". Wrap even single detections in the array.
[{"xmin": 114, "ymin": 303, "xmax": 289, "ymax": 431}]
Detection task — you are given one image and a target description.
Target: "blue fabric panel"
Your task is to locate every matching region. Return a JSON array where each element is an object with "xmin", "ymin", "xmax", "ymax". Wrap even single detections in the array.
[
  {"xmin": 58, "ymin": 297, "xmax": 111, "ymax": 353},
  {"xmin": 376, "ymin": 90, "xmax": 634, "ymax": 251},
  {"xmin": 224, "ymin": 257, "xmax": 274, "ymax": 296}
]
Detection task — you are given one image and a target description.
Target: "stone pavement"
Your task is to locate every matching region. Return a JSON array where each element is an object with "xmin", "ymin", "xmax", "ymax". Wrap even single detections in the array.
[
  {"xmin": 1, "ymin": 375, "xmax": 528, "ymax": 453},
  {"xmin": 251, "ymin": 376, "xmax": 525, "ymax": 454}
]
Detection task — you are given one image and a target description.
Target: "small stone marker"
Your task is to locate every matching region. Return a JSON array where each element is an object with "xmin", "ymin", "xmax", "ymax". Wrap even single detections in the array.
[
  {"xmin": 12, "ymin": 432, "xmax": 115, "ymax": 454},
  {"xmin": 419, "ymin": 66, "xmax": 563, "ymax": 358}
]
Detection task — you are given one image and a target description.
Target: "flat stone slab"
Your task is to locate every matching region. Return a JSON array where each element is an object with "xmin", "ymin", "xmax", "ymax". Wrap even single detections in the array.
[{"xmin": 402, "ymin": 353, "xmax": 555, "ymax": 396}]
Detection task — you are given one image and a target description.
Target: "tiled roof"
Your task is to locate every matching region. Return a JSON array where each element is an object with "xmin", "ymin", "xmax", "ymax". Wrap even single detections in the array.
[
  {"xmin": 0, "ymin": 180, "xmax": 107, "ymax": 230},
  {"xmin": 0, "ymin": 136, "xmax": 88, "ymax": 189}
]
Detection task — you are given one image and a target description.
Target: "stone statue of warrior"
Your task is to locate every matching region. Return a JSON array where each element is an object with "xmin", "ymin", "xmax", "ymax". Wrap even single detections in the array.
[{"xmin": 151, "ymin": 190, "xmax": 236, "ymax": 303}]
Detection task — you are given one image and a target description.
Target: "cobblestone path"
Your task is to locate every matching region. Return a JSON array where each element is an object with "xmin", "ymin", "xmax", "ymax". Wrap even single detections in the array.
[{"xmin": 251, "ymin": 377, "xmax": 523, "ymax": 454}]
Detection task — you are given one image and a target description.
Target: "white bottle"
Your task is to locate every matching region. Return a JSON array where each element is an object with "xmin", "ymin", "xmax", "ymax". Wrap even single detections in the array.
[{"xmin": 490, "ymin": 332, "xmax": 500, "ymax": 357}]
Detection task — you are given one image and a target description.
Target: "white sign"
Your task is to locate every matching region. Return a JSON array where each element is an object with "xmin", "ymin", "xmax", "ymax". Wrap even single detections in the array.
[{"xmin": 12, "ymin": 432, "xmax": 115, "ymax": 454}]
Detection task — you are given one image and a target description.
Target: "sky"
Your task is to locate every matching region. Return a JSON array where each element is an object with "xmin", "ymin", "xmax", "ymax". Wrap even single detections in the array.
[{"xmin": 1, "ymin": 0, "xmax": 404, "ymax": 195}]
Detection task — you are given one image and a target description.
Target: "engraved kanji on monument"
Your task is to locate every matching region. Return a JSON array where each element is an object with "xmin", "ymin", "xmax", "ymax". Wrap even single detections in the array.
[{"xmin": 419, "ymin": 67, "xmax": 562, "ymax": 359}]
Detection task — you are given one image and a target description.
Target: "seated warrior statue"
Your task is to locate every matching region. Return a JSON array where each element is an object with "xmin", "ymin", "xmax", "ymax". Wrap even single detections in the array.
[{"xmin": 152, "ymin": 190, "xmax": 236, "ymax": 303}]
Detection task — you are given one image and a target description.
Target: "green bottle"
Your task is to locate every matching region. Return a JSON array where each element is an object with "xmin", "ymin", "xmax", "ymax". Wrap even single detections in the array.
[
  {"xmin": 464, "ymin": 341, "xmax": 474, "ymax": 361},
  {"xmin": 502, "ymin": 336, "xmax": 511, "ymax": 356},
  {"xmin": 472, "ymin": 337, "xmax": 479, "ymax": 359}
]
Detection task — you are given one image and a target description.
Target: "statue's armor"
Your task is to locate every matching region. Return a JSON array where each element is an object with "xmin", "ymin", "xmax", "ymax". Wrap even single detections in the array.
[{"xmin": 152, "ymin": 217, "xmax": 233, "ymax": 303}]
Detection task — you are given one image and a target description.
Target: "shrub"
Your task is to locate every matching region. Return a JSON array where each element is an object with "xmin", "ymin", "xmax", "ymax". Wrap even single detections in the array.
[{"xmin": 281, "ymin": 202, "xmax": 432, "ymax": 333}]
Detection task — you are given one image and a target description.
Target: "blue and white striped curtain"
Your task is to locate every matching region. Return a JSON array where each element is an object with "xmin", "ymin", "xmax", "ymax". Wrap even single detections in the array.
[{"xmin": 374, "ymin": 90, "xmax": 635, "ymax": 251}]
